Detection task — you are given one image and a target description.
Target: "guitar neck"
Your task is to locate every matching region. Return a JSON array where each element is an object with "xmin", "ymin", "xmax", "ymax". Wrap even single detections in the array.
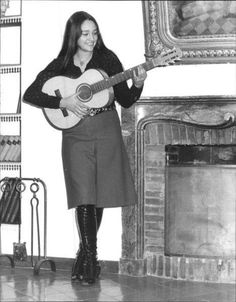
[
  {"xmin": 88, "ymin": 47, "xmax": 182, "ymax": 94},
  {"xmin": 91, "ymin": 60, "xmax": 155, "ymax": 94}
]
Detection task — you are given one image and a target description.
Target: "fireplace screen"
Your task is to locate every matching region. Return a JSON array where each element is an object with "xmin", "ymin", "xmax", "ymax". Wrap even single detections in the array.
[{"xmin": 165, "ymin": 145, "xmax": 236, "ymax": 258}]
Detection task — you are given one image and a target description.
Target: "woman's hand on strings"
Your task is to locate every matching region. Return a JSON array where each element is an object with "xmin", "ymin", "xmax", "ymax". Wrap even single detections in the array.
[{"xmin": 60, "ymin": 96, "xmax": 89, "ymax": 118}]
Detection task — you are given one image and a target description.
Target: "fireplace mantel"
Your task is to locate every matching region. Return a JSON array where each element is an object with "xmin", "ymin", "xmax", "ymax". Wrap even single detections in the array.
[{"xmin": 119, "ymin": 95, "xmax": 236, "ymax": 283}]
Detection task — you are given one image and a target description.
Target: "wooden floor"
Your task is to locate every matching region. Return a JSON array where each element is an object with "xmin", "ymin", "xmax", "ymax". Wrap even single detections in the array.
[{"xmin": 0, "ymin": 266, "xmax": 235, "ymax": 301}]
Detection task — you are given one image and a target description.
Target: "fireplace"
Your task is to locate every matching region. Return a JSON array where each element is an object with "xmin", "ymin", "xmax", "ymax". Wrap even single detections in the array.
[
  {"xmin": 119, "ymin": 96, "xmax": 236, "ymax": 283},
  {"xmin": 165, "ymin": 144, "xmax": 236, "ymax": 258}
]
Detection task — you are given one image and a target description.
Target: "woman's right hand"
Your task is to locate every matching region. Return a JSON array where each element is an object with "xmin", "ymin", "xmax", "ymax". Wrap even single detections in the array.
[{"xmin": 60, "ymin": 95, "xmax": 89, "ymax": 118}]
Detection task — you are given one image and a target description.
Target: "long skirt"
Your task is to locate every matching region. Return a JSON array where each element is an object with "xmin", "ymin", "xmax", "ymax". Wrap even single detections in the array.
[{"xmin": 61, "ymin": 109, "xmax": 137, "ymax": 209}]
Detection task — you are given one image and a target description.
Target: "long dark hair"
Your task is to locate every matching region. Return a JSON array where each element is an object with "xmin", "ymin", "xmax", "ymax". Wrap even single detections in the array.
[{"xmin": 58, "ymin": 11, "xmax": 108, "ymax": 70}]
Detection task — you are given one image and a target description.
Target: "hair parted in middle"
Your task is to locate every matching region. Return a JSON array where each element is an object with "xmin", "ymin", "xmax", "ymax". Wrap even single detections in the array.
[{"xmin": 58, "ymin": 11, "xmax": 109, "ymax": 70}]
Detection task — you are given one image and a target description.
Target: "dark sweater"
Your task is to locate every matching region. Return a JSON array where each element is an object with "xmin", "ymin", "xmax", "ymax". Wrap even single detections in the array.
[{"xmin": 23, "ymin": 50, "xmax": 143, "ymax": 109}]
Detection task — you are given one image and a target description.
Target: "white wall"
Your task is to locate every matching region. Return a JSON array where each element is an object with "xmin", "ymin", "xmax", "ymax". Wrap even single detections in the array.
[{"xmin": 2, "ymin": 0, "xmax": 235, "ymax": 261}]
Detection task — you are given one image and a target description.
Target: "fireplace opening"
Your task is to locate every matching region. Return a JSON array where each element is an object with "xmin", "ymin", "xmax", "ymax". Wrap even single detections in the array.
[{"xmin": 165, "ymin": 144, "xmax": 236, "ymax": 258}]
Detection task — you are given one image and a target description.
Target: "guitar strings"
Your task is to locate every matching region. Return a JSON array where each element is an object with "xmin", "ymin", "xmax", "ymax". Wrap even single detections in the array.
[{"xmin": 88, "ymin": 50, "xmax": 178, "ymax": 94}]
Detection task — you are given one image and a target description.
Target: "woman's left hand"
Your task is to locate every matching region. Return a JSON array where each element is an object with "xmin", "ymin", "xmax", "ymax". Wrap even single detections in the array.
[{"xmin": 132, "ymin": 65, "xmax": 147, "ymax": 88}]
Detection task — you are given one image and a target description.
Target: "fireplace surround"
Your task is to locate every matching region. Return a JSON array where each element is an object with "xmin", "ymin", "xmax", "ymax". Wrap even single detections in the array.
[{"xmin": 119, "ymin": 95, "xmax": 236, "ymax": 283}]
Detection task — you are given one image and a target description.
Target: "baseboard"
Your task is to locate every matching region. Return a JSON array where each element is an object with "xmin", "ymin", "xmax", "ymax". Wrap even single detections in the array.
[
  {"xmin": 49, "ymin": 256, "xmax": 119, "ymax": 274},
  {"xmin": 0, "ymin": 254, "xmax": 119, "ymax": 274}
]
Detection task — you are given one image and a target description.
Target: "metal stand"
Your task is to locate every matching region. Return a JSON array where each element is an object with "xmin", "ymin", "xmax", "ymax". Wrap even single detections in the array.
[{"xmin": 0, "ymin": 177, "xmax": 56, "ymax": 275}]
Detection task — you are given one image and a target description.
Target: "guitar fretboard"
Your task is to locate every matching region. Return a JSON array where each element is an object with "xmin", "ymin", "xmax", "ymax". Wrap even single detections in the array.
[
  {"xmin": 88, "ymin": 47, "xmax": 182, "ymax": 94},
  {"xmin": 90, "ymin": 60, "xmax": 155, "ymax": 94}
]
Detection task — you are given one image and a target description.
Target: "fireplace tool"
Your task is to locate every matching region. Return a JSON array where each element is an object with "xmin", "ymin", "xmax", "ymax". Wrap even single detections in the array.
[{"xmin": 0, "ymin": 177, "xmax": 56, "ymax": 275}]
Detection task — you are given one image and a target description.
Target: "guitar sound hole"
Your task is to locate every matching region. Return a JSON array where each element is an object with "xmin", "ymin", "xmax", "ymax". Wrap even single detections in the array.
[{"xmin": 76, "ymin": 84, "xmax": 92, "ymax": 102}]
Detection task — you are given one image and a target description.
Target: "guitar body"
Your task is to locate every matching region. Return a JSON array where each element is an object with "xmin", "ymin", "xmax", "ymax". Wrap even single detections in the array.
[{"xmin": 42, "ymin": 69, "xmax": 114, "ymax": 130}]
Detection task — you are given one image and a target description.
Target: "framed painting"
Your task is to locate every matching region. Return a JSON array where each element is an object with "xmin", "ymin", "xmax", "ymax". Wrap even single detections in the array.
[{"xmin": 142, "ymin": 1, "xmax": 236, "ymax": 64}]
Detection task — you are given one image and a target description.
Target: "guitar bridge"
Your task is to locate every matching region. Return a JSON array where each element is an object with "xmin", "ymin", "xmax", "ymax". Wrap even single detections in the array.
[
  {"xmin": 60, "ymin": 108, "xmax": 69, "ymax": 117},
  {"xmin": 55, "ymin": 89, "xmax": 69, "ymax": 117}
]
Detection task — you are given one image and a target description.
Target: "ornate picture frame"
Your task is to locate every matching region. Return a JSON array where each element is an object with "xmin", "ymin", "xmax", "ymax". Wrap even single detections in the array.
[{"xmin": 142, "ymin": 1, "xmax": 236, "ymax": 64}]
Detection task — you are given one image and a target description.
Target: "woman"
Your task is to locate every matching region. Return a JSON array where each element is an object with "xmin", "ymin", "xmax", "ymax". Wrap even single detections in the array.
[{"xmin": 23, "ymin": 11, "xmax": 147, "ymax": 285}]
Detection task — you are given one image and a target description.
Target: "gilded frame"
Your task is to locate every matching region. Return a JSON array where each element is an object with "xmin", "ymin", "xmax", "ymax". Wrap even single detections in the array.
[{"xmin": 142, "ymin": 1, "xmax": 236, "ymax": 64}]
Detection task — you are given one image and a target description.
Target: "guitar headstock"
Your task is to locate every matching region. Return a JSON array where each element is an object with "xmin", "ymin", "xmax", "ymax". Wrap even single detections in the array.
[{"xmin": 152, "ymin": 47, "xmax": 182, "ymax": 67}]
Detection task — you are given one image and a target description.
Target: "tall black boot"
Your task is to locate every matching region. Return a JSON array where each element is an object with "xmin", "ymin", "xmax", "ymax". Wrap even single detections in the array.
[
  {"xmin": 71, "ymin": 207, "xmax": 103, "ymax": 281},
  {"xmin": 75, "ymin": 205, "xmax": 97, "ymax": 285},
  {"xmin": 94, "ymin": 208, "xmax": 103, "ymax": 278}
]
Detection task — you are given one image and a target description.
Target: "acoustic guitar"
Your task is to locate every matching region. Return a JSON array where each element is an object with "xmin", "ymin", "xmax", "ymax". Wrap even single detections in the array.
[{"xmin": 42, "ymin": 47, "xmax": 182, "ymax": 130}]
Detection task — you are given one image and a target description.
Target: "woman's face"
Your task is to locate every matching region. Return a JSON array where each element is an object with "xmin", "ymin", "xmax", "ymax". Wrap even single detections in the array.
[{"xmin": 77, "ymin": 20, "xmax": 98, "ymax": 53}]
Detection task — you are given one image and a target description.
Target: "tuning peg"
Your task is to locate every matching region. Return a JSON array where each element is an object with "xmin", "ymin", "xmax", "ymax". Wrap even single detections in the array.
[{"xmin": 171, "ymin": 56, "xmax": 181, "ymax": 62}]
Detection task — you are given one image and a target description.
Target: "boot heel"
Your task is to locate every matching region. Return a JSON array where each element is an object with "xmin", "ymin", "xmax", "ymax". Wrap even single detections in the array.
[
  {"xmin": 82, "ymin": 258, "xmax": 97, "ymax": 285},
  {"xmin": 71, "ymin": 247, "xmax": 84, "ymax": 281},
  {"xmin": 96, "ymin": 262, "xmax": 101, "ymax": 278}
]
